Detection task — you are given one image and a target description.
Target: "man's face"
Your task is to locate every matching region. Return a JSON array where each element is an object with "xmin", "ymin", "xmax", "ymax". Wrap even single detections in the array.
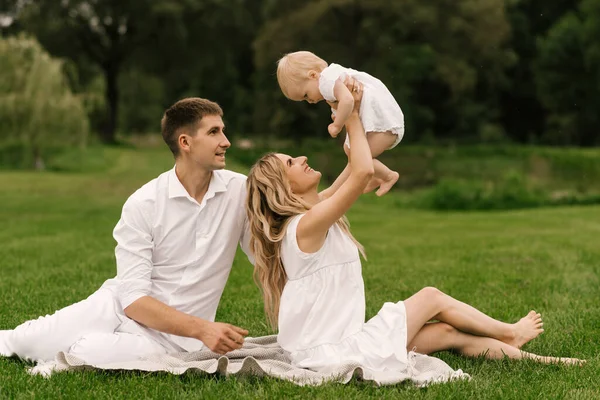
[{"xmin": 184, "ymin": 115, "xmax": 231, "ymax": 170}]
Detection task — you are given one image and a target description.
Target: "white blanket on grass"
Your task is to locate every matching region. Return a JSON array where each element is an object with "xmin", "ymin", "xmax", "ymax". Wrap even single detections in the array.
[{"xmin": 29, "ymin": 335, "xmax": 469, "ymax": 387}]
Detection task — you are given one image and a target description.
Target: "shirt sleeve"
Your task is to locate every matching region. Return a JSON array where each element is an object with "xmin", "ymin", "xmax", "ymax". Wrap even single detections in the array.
[
  {"xmin": 318, "ymin": 64, "xmax": 347, "ymax": 103},
  {"xmin": 113, "ymin": 198, "xmax": 154, "ymax": 309}
]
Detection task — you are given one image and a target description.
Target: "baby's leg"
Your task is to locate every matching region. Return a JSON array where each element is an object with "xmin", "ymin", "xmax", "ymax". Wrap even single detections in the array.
[{"xmin": 367, "ymin": 131, "xmax": 399, "ymax": 196}]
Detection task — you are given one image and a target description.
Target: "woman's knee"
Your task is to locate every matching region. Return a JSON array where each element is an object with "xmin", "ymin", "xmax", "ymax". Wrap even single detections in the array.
[
  {"xmin": 436, "ymin": 322, "xmax": 457, "ymax": 336},
  {"xmin": 418, "ymin": 286, "xmax": 444, "ymax": 299},
  {"xmin": 416, "ymin": 286, "xmax": 447, "ymax": 310},
  {"xmin": 436, "ymin": 323, "xmax": 465, "ymax": 350}
]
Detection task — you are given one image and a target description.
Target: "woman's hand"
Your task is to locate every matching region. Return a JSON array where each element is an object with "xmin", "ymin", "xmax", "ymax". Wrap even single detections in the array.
[
  {"xmin": 346, "ymin": 79, "xmax": 363, "ymax": 115},
  {"xmin": 328, "ymin": 77, "xmax": 362, "ymax": 132}
]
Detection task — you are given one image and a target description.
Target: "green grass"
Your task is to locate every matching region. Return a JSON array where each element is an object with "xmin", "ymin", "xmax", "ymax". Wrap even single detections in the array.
[{"xmin": 0, "ymin": 147, "xmax": 599, "ymax": 399}]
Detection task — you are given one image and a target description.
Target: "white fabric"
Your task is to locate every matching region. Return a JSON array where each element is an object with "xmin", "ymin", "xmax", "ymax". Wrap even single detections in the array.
[
  {"xmin": 28, "ymin": 336, "xmax": 469, "ymax": 387},
  {"xmin": 104, "ymin": 167, "xmax": 251, "ymax": 352},
  {"xmin": 68, "ymin": 332, "xmax": 166, "ymax": 365},
  {"xmin": 319, "ymin": 63, "xmax": 404, "ymax": 149},
  {"xmin": 0, "ymin": 288, "xmax": 165, "ymax": 363},
  {"xmin": 1, "ymin": 167, "xmax": 252, "ymax": 362},
  {"xmin": 278, "ymin": 214, "xmax": 411, "ymax": 373},
  {"xmin": 0, "ymin": 330, "xmax": 12, "ymax": 357}
]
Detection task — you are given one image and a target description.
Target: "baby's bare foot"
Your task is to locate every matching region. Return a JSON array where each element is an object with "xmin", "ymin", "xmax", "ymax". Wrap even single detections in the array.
[
  {"xmin": 375, "ymin": 171, "xmax": 400, "ymax": 196},
  {"xmin": 507, "ymin": 310, "xmax": 544, "ymax": 348},
  {"xmin": 363, "ymin": 178, "xmax": 383, "ymax": 194}
]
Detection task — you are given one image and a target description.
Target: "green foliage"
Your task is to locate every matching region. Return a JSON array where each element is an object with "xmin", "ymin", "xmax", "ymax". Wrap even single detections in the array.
[
  {"xmin": 3, "ymin": 0, "xmax": 598, "ymax": 147},
  {"xmin": 0, "ymin": 35, "xmax": 89, "ymax": 169},
  {"xmin": 535, "ymin": 0, "xmax": 600, "ymax": 146},
  {"xmin": 419, "ymin": 172, "xmax": 546, "ymax": 210},
  {"xmin": 119, "ymin": 69, "xmax": 165, "ymax": 134},
  {"xmin": 227, "ymin": 140, "xmax": 600, "ymax": 211},
  {"xmin": 253, "ymin": 0, "xmax": 515, "ymax": 143}
]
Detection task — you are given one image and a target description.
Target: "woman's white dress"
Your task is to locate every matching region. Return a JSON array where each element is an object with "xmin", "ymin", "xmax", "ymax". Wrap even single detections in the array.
[
  {"xmin": 318, "ymin": 63, "xmax": 404, "ymax": 149},
  {"xmin": 278, "ymin": 214, "xmax": 409, "ymax": 373}
]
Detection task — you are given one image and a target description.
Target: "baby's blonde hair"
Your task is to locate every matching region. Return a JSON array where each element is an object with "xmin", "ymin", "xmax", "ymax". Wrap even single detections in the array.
[{"xmin": 276, "ymin": 51, "xmax": 328, "ymax": 99}]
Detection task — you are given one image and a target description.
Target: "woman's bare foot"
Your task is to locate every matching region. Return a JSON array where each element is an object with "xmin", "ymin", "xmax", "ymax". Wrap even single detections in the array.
[
  {"xmin": 533, "ymin": 355, "xmax": 586, "ymax": 366},
  {"xmin": 506, "ymin": 310, "xmax": 544, "ymax": 348},
  {"xmin": 375, "ymin": 171, "xmax": 400, "ymax": 196}
]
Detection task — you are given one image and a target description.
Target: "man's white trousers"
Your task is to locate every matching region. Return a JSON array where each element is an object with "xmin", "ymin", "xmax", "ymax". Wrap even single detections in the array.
[{"xmin": 0, "ymin": 288, "xmax": 167, "ymax": 364}]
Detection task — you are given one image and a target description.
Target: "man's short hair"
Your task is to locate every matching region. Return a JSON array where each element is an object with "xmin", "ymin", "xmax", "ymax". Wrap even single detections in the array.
[{"xmin": 161, "ymin": 98, "xmax": 223, "ymax": 157}]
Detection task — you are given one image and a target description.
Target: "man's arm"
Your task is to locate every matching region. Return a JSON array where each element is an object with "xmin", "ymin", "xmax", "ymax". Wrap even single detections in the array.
[
  {"xmin": 124, "ymin": 297, "xmax": 247, "ymax": 354},
  {"xmin": 114, "ymin": 198, "xmax": 247, "ymax": 354}
]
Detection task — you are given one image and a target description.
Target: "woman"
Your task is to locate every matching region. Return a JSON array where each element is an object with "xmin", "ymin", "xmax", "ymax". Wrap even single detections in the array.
[{"xmin": 245, "ymin": 81, "xmax": 584, "ymax": 378}]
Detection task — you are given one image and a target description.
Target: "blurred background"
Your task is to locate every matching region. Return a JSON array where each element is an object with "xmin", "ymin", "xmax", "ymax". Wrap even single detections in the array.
[{"xmin": 1, "ymin": 0, "xmax": 599, "ymax": 210}]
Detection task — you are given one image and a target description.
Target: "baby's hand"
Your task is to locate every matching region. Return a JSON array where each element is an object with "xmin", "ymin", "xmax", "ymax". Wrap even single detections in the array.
[{"xmin": 328, "ymin": 123, "xmax": 341, "ymax": 138}]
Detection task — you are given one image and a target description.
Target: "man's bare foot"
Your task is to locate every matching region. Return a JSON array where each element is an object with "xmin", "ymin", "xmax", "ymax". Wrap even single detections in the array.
[
  {"xmin": 375, "ymin": 171, "xmax": 400, "ymax": 196},
  {"xmin": 506, "ymin": 310, "xmax": 544, "ymax": 348}
]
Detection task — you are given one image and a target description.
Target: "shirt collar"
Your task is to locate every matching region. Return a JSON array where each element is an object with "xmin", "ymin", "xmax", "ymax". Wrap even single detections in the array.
[{"xmin": 168, "ymin": 166, "xmax": 228, "ymax": 201}]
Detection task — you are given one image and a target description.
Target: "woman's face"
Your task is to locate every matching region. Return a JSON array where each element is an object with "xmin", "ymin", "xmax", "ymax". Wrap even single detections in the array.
[{"xmin": 275, "ymin": 153, "xmax": 321, "ymax": 194}]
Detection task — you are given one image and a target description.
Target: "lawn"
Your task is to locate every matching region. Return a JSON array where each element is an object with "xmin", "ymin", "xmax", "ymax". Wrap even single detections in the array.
[{"xmin": 0, "ymin": 146, "xmax": 598, "ymax": 399}]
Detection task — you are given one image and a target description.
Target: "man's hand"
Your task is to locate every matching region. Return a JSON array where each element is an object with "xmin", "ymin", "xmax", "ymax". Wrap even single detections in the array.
[{"xmin": 198, "ymin": 321, "xmax": 249, "ymax": 354}]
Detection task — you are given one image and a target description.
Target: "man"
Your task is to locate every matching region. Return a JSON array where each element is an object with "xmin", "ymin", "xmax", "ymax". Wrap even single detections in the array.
[{"xmin": 0, "ymin": 98, "xmax": 250, "ymax": 364}]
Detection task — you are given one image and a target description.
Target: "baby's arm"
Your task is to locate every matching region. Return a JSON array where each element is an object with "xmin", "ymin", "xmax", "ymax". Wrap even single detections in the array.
[{"xmin": 328, "ymin": 78, "xmax": 354, "ymax": 137}]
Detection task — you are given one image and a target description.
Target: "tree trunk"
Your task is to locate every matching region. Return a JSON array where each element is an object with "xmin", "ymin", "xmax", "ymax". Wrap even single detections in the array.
[{"xmin": 100, "ymin": 64, "xmax": 119, "ymax": 144}]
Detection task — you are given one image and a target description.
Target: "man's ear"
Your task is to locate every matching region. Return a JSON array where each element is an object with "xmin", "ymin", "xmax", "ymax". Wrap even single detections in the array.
[
  {"xmin": 308, "ymin": 70, "xmax": 319, "ymax": 79},
  {"xmin": 178, "ymin": 134, "xmax": 190, "ymax": 153}
]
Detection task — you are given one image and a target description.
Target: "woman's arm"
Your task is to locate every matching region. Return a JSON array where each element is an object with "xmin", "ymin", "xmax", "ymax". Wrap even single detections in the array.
[
  {"xmin": 297, "ymin": 82, "xmax": 373, "ymax": 253},
  {"xmin": 327, "ymin": 78, "xmax": 354, "ymax": 137}
]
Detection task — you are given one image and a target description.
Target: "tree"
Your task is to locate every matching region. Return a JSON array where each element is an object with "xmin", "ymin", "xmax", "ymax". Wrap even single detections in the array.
[
  {"xmin": 0, "ymin": 35, "xmax": 89, "ymax": 169},
  {"xmin": 500, "ymin": 0, "xmax": 581, "ymax": 143},
  {"xmin": 15, "ymin": 0, "xmax": 265, "ymax": 141},
  {"xmin": 253, "ymin": 0, "xmax": 514, "ymax": 142},
  {"xmin": 16, "ymin": 0, "xmax": 184, "ymax": 143},
  {"xmin": 535, "ymin": 0, "xmax": 600, "ymax": 146}
]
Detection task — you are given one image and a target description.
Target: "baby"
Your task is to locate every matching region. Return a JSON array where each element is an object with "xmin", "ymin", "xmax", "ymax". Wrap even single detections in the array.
[{"xmin": 276, "ymin": 51, "xmax": 403, "ymax": 196}]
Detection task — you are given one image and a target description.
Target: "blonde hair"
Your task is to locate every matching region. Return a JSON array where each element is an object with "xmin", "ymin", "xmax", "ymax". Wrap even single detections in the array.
[
  {"xmin": 246, "ymin": 153, "xmax": 365, "ymax": 330},
  {"xmin": 276, "ymin": 51, "xmax": 328, "ymax": 99}
]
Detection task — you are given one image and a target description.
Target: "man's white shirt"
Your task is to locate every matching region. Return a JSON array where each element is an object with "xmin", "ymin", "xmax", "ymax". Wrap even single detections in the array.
[{"xmin": 102, "ymin": 167, "xmax": 251, "ymax": 352}]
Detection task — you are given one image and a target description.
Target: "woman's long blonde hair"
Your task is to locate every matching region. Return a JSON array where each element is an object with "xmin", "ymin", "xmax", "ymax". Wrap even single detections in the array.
[{"xmin": 246, "ymin": 153, "xmax": 365, "ymax": 330}]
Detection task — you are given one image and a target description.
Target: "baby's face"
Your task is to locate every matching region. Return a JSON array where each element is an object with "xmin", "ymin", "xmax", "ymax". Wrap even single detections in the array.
[
  {"xmin": 301, "ymin": 78, "xmax": 324, "ymax": 104},
  {"xmin": 287, "ymin": 76, "xmax": 323, "ymax": 104}
]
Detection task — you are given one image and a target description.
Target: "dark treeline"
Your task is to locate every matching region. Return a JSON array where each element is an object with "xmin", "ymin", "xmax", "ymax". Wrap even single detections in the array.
[{"xmin": 2, "ymin": 0, "xmax": 598, "ymax": 146}]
